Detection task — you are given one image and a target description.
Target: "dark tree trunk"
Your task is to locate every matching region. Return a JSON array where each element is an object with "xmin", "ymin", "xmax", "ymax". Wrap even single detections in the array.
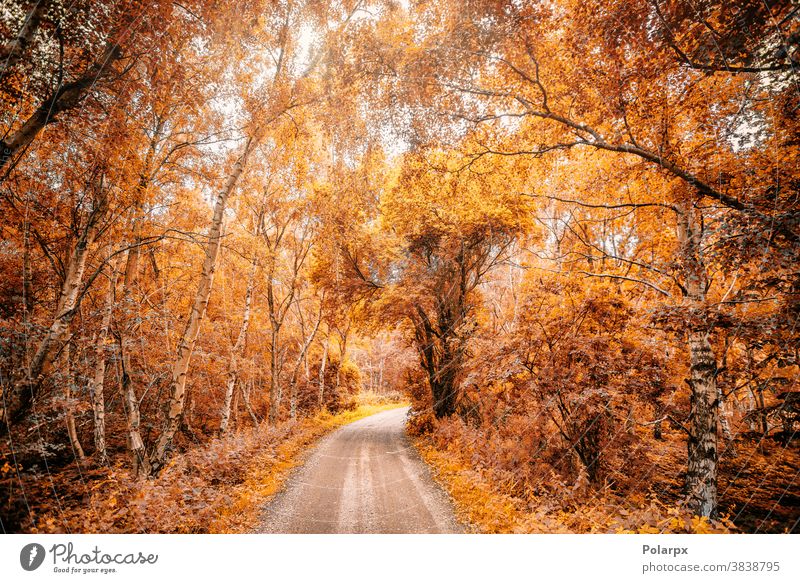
[{"xmin": 678, "ymin": 202, "xmax": 719, "ymax": 518}]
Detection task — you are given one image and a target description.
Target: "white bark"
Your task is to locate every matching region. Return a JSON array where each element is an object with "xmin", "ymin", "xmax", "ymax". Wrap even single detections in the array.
[
  {"xmin": 118, "ymin": 213, "xmax": 149, "ymax": 477},
  {"xmin": 318, "ymin": 334, "xmax": 329, "ymax": 409},
  {"xmin": 2, "ymin": 201, "xmax": 105, "ymax": 426},
  {"xmin": 87, "ymin": 253, "xmax": 119, "ymax": 465},
  {"xmin": 220, "ymin": 258, "xmax": 257, "ymax": 435},
  {"xmin": 149, "ymin": 137, "xmax": 254, "ymax": 474},
  {"xmin": 61, "ymin": 341, "xmax": 85, "ymax": 460}
]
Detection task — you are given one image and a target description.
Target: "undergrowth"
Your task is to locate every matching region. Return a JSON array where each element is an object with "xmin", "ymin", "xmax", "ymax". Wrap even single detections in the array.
[
  {"xmin": 19, "ymin": 397, "xmax": 406, "ymax": 533},
  {"xmin": 413, "ymin": 418, "xmax": 738, "ymax": 534}
]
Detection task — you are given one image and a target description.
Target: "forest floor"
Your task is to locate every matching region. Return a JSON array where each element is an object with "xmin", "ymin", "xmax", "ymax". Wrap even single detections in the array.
[
  {"xmin": 257, "ymin": 407, "xmax": 462, "ymax": 533},
  {"xmin": 414, "ymin": 427, "xmax": 800, "ymax": 534}
]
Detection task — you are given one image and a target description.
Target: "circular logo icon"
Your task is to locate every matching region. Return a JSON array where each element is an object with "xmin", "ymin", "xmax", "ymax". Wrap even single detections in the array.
[{"xmin": 20, "ymin": 543, "xmax": 46, "ymax": 571}]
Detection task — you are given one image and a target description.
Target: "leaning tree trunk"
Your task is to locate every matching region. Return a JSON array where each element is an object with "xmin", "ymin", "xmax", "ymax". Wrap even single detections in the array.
[
  {"xmin": 0, "ymin": 43, "xmax": 121, "ymax": 173},
  {"xmin": 220, "ymin": 258, "xmax": 257, "ymax": 435},
  {"xmin": 242, "ymin": 379, "xmax": 259, "ymax": 427},
  {"xmin": 1, "ymin": 202, "xmax": 105, "ymax": 428},
  {"xmin": 149, "ymin": 137, "xmax": 254, "ymax": 475},
  {"xmin": 678, "ymin": 203, "xmax": 719, "ymax": 518}
]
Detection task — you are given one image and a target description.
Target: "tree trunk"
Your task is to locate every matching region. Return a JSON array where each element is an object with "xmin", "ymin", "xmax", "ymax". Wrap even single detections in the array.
[
  {"xmin": 755, "ymin": 387, "xmax": 768, "ymax": 436},
  {"xmin": 289, "ymin": 308, "xmax": 322, "ymax": 419},
  {"xmin": 61, "ymin": 341, "xmax": 85, "ymax": 460},
  {"xmin": 117, "ymin": 209, "xmax": 150, "ymax": 477},
  {"xmin": 718, "ymin": 388, "xmax": 736, "ymax": 457},
  {"xmin": 685, "ymin": 331, "xmax": 719, "ymax": 518},
  {"xmin": 678, "ymin": 203, "xmax": 719, "ymax": 518},
  {"xmin": 220, "ymin": 258, "xmax": 257, "ymax": 435},
  {"xmin": 121, "ymin": 331, "xmax": 148, "ymax": 477},
  {"xmin": 87, "ymin": 254, "xmax": 118, "ymax": 465},
  {"xmin": 2, "ymin": 203, "xmax": 105, "ymax": 427},
  {"xmin": 242, "ymin": 379, "xmax": 259, "ymax": 427},
  {"xmin": 231, "ymin": 384, "xmax": 240, "ymax": 431},
  {"xmin": 149, "ymin": 137, "xmax": 254, "ymax": 475},
  {"xmin": 746, "ymin": 387, "xmax": 758, "ymax": 431},
  {"xmin": 0, "ymin": 43, "xmax": 121, "ymax": 173},
  {"xmin": 268, "ymin": 327, "xmax": 282, "ymax": 423},
  {"xmin": 335, "ymin": 333, "xmax": 348, "ymax": 395},
  {"xmin": 318, "ymin": 335, "xmax": 329, "ymax": 409},
  {"xmin": 22, "ymin": 219, "xmax": 34, "ymax": 315},
  {"xmin": 413, "ymin": 303, "xmax": 461, "ymax": 419}
]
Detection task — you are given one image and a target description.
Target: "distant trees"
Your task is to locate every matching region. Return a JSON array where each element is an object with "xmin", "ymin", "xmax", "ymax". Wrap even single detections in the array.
[{"xmin": 379, "ymin": 155, "xmax": 533, "ymax": 417}]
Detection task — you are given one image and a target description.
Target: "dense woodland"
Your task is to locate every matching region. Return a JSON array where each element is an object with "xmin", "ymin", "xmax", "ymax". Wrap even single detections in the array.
[{"xmin": 1, "ymin": 0, "xmax": 798, "ymax": 533}]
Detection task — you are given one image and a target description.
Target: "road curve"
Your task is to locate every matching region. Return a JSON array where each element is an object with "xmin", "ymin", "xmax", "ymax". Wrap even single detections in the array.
[{"xmin": 257, "ymin": 407, "xmax": 463, "ymax": 533}]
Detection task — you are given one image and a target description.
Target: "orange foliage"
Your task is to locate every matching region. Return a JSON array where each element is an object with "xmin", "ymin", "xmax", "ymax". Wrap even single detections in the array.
[{"xmin": 1, "ymin": 0, "xmax": 798, "ymax": 534}]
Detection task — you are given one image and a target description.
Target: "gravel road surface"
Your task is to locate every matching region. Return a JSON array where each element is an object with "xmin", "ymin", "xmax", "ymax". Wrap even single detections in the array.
[{"xmin": 258, "ymin": 407, "xmax": 463, "ymax": 533}]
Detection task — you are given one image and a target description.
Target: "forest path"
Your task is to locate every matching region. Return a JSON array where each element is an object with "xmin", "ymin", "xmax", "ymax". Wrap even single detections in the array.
[{"xmin": 257, "ymin": 407, "xmax": 463, "ymax": 533}]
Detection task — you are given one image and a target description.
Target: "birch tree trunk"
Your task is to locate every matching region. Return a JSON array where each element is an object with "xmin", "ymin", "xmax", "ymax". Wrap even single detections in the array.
[
  {"xmin": 117, "ymin": 133, "xmax": 167, "ymax": 476},
  {"xmin": 242, "ymin": 379, "xmax": 259, "ymax": 427},
  {"xmin": 318, "ymin": 334, "xmax": 329, "ymax": 409},
  {"xmin": 268, "ymin": 327, "xmax": 282, "ymax": 423},
  {"xmin": 746, "ymin": 387, "xmax": 758, "ymax": 431},
  {"xmin": 61, "ymin": 341, "xmax": 85, "ymax": 460},
  {"xmin": 2, "ymin": 201, "xmax": 105, "ymax": 427},
  {"xmin": 718, "ymin": 389, "xmax": 735, "ymax": 446},
  {"xmin": 220, "ymin": 258, "xmax": 257, "ymax": 435},
  {"xmin": 149, "ymin": 137, "xmax": 254, "ymax": 474},
  {"xmin": 289, "ymin": 309, "xmax": 323, "ymax": 419},
  {"xmin": 756, "ymin": 386, "xmax": 768, "ymax": 436},
  {"xmin": 677, "ymin": 203, "xmax": 719, "ymax": 518},
  {"xmin": 87, "ymin": 254, "xmax": 119, "ymax": 465},
  {"xmin": 117, "ymin": 209, "xmax": 149, "ymax": 477},
  {"xmin": 265, "ymin": 251, "xmax": 283, "ymax": 424},
  {"xmin": 335, "ymin": 325, "xmax": 349, "ymax": 395},
  {"xmin": 378, "ymin": 355, "xmax": 384, "ymax": 393},
  {"xmin": 260, "ymin": 200, "xmax": 310, "ymax": 423},
  {"xmin": 231, "ymin": 383, "xmax": 240, "ymax": 432}
]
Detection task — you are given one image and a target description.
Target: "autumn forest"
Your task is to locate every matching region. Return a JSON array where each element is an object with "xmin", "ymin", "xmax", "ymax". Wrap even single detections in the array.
[{"xmin": 1, "ymin": 0, "xmax": 798, "ymax": 534}]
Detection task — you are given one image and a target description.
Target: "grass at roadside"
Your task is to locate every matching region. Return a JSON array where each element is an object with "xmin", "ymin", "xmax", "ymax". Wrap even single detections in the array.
[{"xmin": 413, "ymin": 436, "xmax": 516, "ymax": 533}]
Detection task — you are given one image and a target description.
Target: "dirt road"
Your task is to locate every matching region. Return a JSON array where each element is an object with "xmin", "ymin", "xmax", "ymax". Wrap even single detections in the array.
[{"xmin": 258, "ymin": 407, "xmax": 463, "ymax": 533}]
